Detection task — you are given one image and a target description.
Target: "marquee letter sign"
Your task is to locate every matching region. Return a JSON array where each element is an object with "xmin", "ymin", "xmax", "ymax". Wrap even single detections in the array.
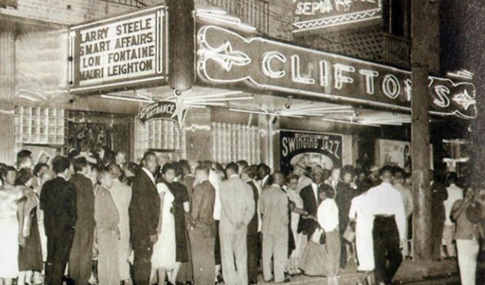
[
  {"xmin": 292, "ymin": 0, "xmax": 382, "ymax": 35},
  {"xmin": 196, "ymin": 25, "xmax": 477, "ymax": 119},
  {"xmin": 69, "ymin": 5, "xmax": 168, "ymax": 93},
  {"xmin": 138, "ymin": 101, "xmax": 177, "ymax": 124}
]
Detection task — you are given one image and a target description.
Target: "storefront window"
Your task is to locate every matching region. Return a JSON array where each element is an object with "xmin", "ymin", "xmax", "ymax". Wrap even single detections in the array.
[{"xmin": 211, "ymin": 122, "xmax": 260, "ymax": 165}]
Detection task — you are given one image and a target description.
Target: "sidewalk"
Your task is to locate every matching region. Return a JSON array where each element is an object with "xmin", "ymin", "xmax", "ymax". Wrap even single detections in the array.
[{"xmin": 256, "ymin": 259, "xmax": 468, "ymax": 285}]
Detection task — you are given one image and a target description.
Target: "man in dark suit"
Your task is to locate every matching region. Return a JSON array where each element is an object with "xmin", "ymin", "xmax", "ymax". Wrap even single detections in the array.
[
  {"xmin": 430, "ymin": 170, "xmax": 448, "ymax": 260},
  {"xmin": 68, "ymin": 157, "xmax": 95, "ymax": 285},
  {"xmin": 298, "ymin": 171, "xmax": 323, "ymax": 238},
  {"xmin": 257, "ymin": 163, "xmax": 271, "ymax": 190},
  {"xmin": 40, "ymin": 156, "xmax": 77, "ymax": 285},
  {"xmin": 188, "ymin": 165, "xmax": 216, "ymax": 285},
  {"xmin": 129, "ymin": 152, "xmax": 161, "ymax": 285},
  {"xmin": 241, "ymin": 166, "xmax": 260, "ymax": 285}
]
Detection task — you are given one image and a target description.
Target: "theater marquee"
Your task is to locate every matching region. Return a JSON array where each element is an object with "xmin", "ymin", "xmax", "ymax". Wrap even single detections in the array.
[
  {"xmin": 69, "ymin": 5, "xmax": 168, "ymax": 93},
  {"xmin": 196, "ymin": 25, "xmax": 477, "ymax": 119}
]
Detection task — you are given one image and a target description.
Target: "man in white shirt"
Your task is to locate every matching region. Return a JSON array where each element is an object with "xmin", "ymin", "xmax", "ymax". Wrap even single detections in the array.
[
  {"xmin": 443, "ymin": 173, "xmax": 463, "ymax": 259},
  {"xmin": 366, "ymin": 166, "xmax": 406, "ymax": 285},
  {"xmin": 392, "ymin": 168, "xmax": 414, "ymax": 258}
]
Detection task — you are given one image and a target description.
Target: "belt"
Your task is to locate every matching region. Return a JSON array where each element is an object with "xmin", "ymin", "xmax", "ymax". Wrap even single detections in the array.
[{"xmin": 375, "ymin": 215, "xmax": 395, "ymax": 218}]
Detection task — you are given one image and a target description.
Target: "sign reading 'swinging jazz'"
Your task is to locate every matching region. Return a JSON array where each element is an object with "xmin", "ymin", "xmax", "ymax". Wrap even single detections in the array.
[
  {"xmin": 196, "ymin": 25, "xmax": 477, "ymax": 119},
  {"xmin": 69, "ymin": 6, "xmax": 168, "ymax": 93},
  {"xmin": 292, "ymin": 0, "xmax": 382, "ymax": 35}
]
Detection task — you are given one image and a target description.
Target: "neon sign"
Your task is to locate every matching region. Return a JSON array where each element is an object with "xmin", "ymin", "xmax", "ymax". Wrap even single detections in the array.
[
  {"xmin": 293, "ymin": 0, "xmax": 382, "ymax": 34},
  {"xmin": 69, "ymin": 5, "xmax": 168, "ymax": 93},
  {"xmin": 196, "ymin": 25, "xmax": 477, "ymax": 119}
]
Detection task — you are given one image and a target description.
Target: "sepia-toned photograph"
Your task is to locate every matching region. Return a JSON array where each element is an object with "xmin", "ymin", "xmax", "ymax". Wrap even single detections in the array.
[{"xmin": 0, "ymin": 0, "xmax": 484, "ymax": 284}]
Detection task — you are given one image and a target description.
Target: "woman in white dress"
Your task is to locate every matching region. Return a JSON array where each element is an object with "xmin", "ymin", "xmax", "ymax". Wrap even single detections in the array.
[
  {"xmin": 0, "ymin": 185, "xmax": 24, "ymax": 285},
  {"xmin": 151, "ymin": 165, "xmax": 177, "ymax": 285},
  {"xmin": 349, "ymin": 192, "xmax": 375, "ymax": 285}
]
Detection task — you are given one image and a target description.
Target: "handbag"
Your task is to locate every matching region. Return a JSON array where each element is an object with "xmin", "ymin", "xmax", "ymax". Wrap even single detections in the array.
[
  {"xmin": 343, "ymin": 224, "xmax": 355, "ymax": 242},
  {"xmin": 310, "ymin": 227, "xmax": 326, "ymax": 245}
]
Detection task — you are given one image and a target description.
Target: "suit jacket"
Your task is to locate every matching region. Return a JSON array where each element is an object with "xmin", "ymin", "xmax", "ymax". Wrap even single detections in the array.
[
  {"xmin": 431, "ymin": 180, "xmax": 448, "ymax": 222},
  {"xmin": 69, "ymin": 173, "xmax": 95, "ymax": 231},
  {"xmin": 129, "ymin": 169, "xmax": 161, "ymax": 243},
  {"xmin": 298, "ymin": 183, "xmax": 319, "ymax": 236},
  {"xmin": 219, "ymin": 175, "xmax": 255, "ymax": 234},
  {"xmin": 183, "ymin": 175, "xmax": 196, "ymax": 200},
  {"xmin": 247, "ymin": 180, "xmax": 259, "ymax": 235},
  {"xmin": 190, "ymin": 180, "xmax": 216, "ymax": 237},
  {"xmin": 40, "ymin": 176, "xmax": 77, "ymax": 238},
  {"xmin": 260, "ymin": 185, "xmax": 288, "ymax": 236}
]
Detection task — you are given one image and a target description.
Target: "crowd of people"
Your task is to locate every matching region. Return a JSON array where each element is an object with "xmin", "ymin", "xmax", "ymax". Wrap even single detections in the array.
[{"xmin": 0, "ymin": 148, "xmax": 483, "ymax": 285}]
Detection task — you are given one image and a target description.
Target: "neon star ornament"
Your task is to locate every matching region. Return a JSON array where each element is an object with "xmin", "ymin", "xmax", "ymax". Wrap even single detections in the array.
[
  {"xmin": 171, "ymin": 90, "xmax": 189, "ymax": 126},
  {"xmin": 453, "ymin": 89, "xmax": 476, "ymax": 111}
]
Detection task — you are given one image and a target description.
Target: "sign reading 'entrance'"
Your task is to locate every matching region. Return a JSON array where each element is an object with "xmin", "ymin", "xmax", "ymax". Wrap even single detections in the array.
[
  {"xmin": 196, "ymin": 25, "xmax": 477, "ymax": 119},
  {"xmin": 138, "ymin": 101, "xmax": 177, "ymax": 124},
  {"xmin": 69, "ymin": 6, "xmax": 168, "ymax": 93}
]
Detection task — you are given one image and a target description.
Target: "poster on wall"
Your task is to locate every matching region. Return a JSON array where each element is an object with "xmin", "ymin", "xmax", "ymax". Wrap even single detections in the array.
[
  {"xmin": 376, "ymin": 139, "xmax": 433, "ymax": 171},
  {"xmin": 280, "ymin": 130, "xmax": 343, "ymax": 174}
]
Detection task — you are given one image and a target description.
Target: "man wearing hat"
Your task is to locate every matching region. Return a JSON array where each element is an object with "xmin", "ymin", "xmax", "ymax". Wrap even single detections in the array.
[{"xmin": 293, "ymin": 163, "xmax": 312, "ymax": 195}]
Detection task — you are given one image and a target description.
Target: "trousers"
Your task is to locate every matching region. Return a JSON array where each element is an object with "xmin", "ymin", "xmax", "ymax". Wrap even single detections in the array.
[
  {"xmin": 443, "ymin": 225, "xmax": 456, "ymax": 258},
  {"xmin": 457, "ymin": 238, "xmax": 479, "ymax": 285},
  {"xmin": 132, "ymin": 238, "xmax": 154, "ymax": 285},
  {"xmin": 45, "ymin": 229, "xmax": 75, "ymax": 285},
  {"xmin": 373, "ymin": 217, "xmax": 402, "ymax": 285},
  {"xmin": 262, "ymin": 233, "xmax": 288, "ymax": 283},
  {"xmin": 220, "ymin": 232, "xmax": 248, "ymax": 285},
  {"xmin": 69, "ymin": 226, "xmax": 94, "ymax": 285},
  {"xmin": 247, "ymin": 233, "xmax": 259, "ymax": 283},
  {"xmin": 189, "ymin": 227, "xmax": 215, "ymax": 285},
  {"xmin": 97, "ymin": 230, "xmax": 120, "ymax": 285}
]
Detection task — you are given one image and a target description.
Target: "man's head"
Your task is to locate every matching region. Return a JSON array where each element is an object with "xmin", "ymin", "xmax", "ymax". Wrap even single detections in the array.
[
  {"xmin": 310, "ymin": 170, "xmax": 324, "ymax": 185},
  {"xmin": 342, "ymin": 166, "xmax": 354, "ymax": 184},
  {"xmin": 241, "ymin": 166, "xmax": 256, "ymax": 181},
  {"xmin": 4, "ymin": 166, "xmax": 17, "ymax": 186},
  {"xmin": 380, "ymin": 165, "xmax": 394, "ymax": 183},
  {"xmin": 98, "ymin": 171, "xmax": 113, "ymax": 188},
  {"xmin": 142, "ymin": 151, "xmax": 158, "ymax": 173},
  {"xmin": 225, "ymin": 162, "xmax": 239, "ymax": 177},
  {"xmin": 52, "ymin": 156, "xmax": 71, "ymax": 177},
  {"xmin": 292, "ymin": 164, "xmax": 306, "ymax": 178},
  {"xmin": 319, "ymin": 184, "xmax": 336, "ymax": 200},
  {"xmin": 15, "ymin": 168, "xmax": 34, "ymax": 187},
  {"xmin": 257, "ymin": 163, "xmax": 270, "ymax": 180},
  {"xmin": 271, "ymin": 171, "xmax": 285, "ymax": 187},
  {"xmin": 33, "ymin": 163, "xmax": 49, "ymax": 178},
  {"xmin": 286, "ymin": 174, "xmax": 299, "ymax": 191},
  {"xmin": 188, "ymin": 160, "xmax": 199, "ymax": 175},
  {"xmin": 237, "ymin": 160, "xmax": 249, "ymax": 175},
  {"xmin": 393, "ymin": 167, "xmax": 405, "ymax": 185},
  {"xmin": 178, "ymin": 160, "xmax": 191, "ymax": 177},
  {"xmin": 17, "ymin": 150, "xmax": 33, "ymax": 170},
  {"xmin": 330, "ymin": 167, "xmax": 341, "ymax": 182},
  {"xmin": 115, "ymin": 151, "xmax": 127, "ymax": 166},
  {"xmin": 107, "ymin": 163, "xmax": 122, "ymax": 180},
  {"xmin": 195, "ymin": 165, "xmax": 209, "ymax": 183},
  {"xmin": 73, "ymin": 157, "xmax": 89, "ymax": 175},
  {"xmin": 447, "ymin": 172, "xmax": 458, "ymax": 187},
  {"xmin": 369, "ymin": 165, "xmax": 380, "ymax": 177}
]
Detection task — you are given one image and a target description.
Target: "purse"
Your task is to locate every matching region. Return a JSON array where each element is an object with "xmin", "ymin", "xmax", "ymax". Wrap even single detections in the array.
[
  {"xmin": 343, "ymin": 224, "xmax": 355, "ymax": 242},
  {"xmin": 310, "ymin": 227, "xmax": 326, "ymax": 245}
]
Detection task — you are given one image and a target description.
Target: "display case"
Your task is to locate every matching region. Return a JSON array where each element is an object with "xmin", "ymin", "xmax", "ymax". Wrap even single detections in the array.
[
  {"xmin": 211, "ymin": 122, "xmax": 261, "ymax": 165},
  {"xmin": 134, "ymin": 119, "xmax": 186, "ymax": 162},
  {"xmin": 14, "ymin": 106, "xmax": 66, "ymax": 154}
]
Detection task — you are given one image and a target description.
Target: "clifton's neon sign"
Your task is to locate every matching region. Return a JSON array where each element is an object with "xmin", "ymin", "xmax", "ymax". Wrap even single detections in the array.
[{"xmin": 196, "ymin": 25, "xmax": 477, "ymax": 119}]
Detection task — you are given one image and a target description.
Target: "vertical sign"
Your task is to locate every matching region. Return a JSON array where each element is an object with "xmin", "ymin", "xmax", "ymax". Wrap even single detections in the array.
[
  {"xmin": 69, "ymin": 5, "xmax": 168, "ymax": 93},
  {"xmin": 280, "ymin": 130, "xmax": 343, "ymax": 174},
  {"xmin": 292, "ymin": 0, "xmax": 382, "ymax": 35}
]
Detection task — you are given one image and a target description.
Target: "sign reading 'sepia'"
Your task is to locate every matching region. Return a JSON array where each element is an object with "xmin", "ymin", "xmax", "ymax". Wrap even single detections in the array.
[
  {"xmin": 196, "ymin": 25, "xmax": 477, "ymax": 119},
  {"xmin": 69, "ymin": 6, "xmax": 168, "ymax": 93}
]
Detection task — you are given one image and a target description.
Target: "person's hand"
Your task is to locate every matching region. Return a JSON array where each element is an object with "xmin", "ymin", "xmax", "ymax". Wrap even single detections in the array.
[
  {"xmin": 150, "ymin": 234, "xmax": 158, "ymax": 244},
  {"xmin": 19, "ymin": 235, "xmax": 25, "ymax": 247},
  {"xmin": 400, "ymin": 240, "xmax": 405, "ymax": 249},
  {"xmin": 289, "ymin": 201, "xmax": 296, "ymax": 211}
]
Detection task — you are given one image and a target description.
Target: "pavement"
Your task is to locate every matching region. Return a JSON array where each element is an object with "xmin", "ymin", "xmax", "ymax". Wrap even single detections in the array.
[{"xmin": 252, "ymin": 259, "xmax": 482, "ymax": 285}]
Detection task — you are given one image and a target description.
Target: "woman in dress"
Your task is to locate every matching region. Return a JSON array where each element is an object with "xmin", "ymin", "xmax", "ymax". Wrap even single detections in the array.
[
  {"xmin": 0, "ymin": 168, "xmax": 23, "ymax": 285},
  {"xmin": 168, "ymin": 163, "xmax": 190, "ymax": 284},
  {"xmin": 349, "ymin": 190, "xmax": 375, "ymax": 285},
  {"xmin": 16, "ymin": 169, "xmax": 43, "ymax": 285},
  {"xmin": 299, "ymin": 184, "xmax": 341, "ymax": 285},
  {"xmin": 151, "ymin": 164, "xmax": 177, "ymax": 285}
]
